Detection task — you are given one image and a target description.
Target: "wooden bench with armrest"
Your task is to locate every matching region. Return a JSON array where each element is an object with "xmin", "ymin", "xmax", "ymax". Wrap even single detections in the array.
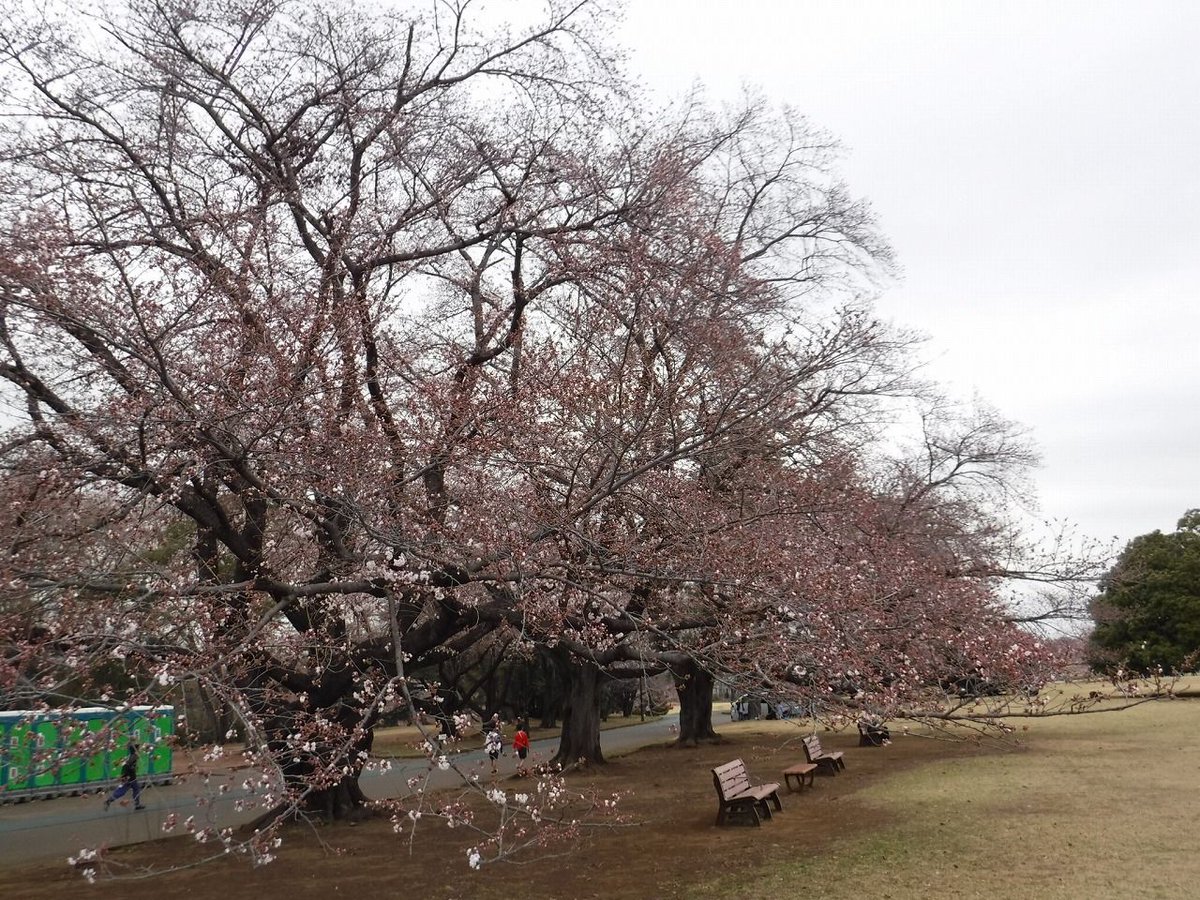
[
  {"xmin": 712, "ymin": 758, "xmax": 782, "ymax": 826},
  {"xmin": 802, "ymin": 734, "xmax": 845, "ymax": 774},
  {"xmin": 858, "ymin": 721, "xmax": 890, "ymax": 746}
]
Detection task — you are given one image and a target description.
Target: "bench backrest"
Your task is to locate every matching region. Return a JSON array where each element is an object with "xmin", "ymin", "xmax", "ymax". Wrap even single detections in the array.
[
  {"xmin": 802, "ymin": 735, "xmax": 824, "ymax": 760},
  {"xmin": 712, "ymin": 758, "xmax": 752, "ymax": 801}
]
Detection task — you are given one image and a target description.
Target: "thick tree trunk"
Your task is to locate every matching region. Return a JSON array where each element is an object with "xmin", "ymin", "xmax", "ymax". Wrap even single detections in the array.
[
  {"xmin": 307, "ymin": 772, "xmax": 372, "ymax": 821},
  {"xmin": 435, "ymin": 691, "xmax": 461, "ymax": 739},
  {"xmin": 538, "ymin": 646, "xmax": 562, "ymax": 728},
  {"xmin": 249, "ymin": 742, "xmax": 371, "ymax": 827},
  {"xmin": 674, "ymin": 660, "xmax": 720, "ymax": 746},
  {"xmin": 249, "ymin": 670, "xmax": 378, "ymax": 824},
  {"xmin": 283, "ymin": 722, "xmax": 375, "ymax": 822},
  {"xmin": 551, "ymin": 655, "xmax": 604, "ymax": 768}
]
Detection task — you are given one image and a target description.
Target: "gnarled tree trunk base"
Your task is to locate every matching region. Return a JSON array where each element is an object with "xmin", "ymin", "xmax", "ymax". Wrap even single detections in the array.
[
  {"xmin": 246, "ymin": 773, "xmax": 375, "ymax": 832},
  {"xmin": 674, "ymin": 660, "xmax": 721, "ymax": 747},
  {"xmin": 551, "ymin": 654, "xmax": 605, "ymax": 768}
]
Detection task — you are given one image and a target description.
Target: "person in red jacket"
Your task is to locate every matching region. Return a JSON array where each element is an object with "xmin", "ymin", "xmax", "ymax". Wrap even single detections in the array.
[{"xmin": 512, "ymin": 722, "xmax": 530, "ymax": 776}]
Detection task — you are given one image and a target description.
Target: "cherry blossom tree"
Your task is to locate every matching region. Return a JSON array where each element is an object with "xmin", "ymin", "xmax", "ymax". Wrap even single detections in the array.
[
  {"xmin": 0, "ymin": 0, "xmax": 1109, "ymax": 875},
  {"xmin": 0, "ymin": 0, "xmax": 662, "ymax": 820}
]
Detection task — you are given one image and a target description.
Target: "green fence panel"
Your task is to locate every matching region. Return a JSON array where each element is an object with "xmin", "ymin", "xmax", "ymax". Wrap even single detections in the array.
[
  {"xmin": 132, "ymin": 716, "xmax": 152, "ymax": 777},
  {"xmin": 82, "ymin": 715, "xmax": 110, "ymax": 786},
  {"xmin": 3, "ymin": 721, "xmax": 35, "ymax": 795},
  {"xmin": 148, "ymin": 709, "xmax": 175, "ymax": 777},
  {"xmin": 58, "ymin": 718, "xmax": 89, "ymax": 788},
  {"xmin": 32, "ymin": 719, "xmax": 59, "ymax": 789},
  {"xmin": 107, "ymin": 716, "xmax": 133, "ymax": 781},
  {"xmin": 1, "ymin": 706, "xmax": 174, "ymax": 800}
]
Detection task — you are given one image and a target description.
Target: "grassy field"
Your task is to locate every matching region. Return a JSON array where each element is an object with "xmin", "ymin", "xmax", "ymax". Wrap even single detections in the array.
[{"xmin": 697, "ymin": 680, "xmax": 1200, "ymax": 900}]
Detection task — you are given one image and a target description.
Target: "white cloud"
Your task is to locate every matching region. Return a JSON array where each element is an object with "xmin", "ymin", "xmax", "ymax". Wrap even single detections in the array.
[{"xmin": 622, "ymin": 0, "xmax": 1200, "ymax": 545}]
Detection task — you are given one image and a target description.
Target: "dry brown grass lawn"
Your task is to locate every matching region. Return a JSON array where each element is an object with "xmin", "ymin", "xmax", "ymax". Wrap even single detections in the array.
[
  {"xmin": 695, "ymin": 679, "xmax": 1200, "ymax": 900},
  {"xmin": 2, "ymin": 681, "xmax": 1197, "ymax": 900}
]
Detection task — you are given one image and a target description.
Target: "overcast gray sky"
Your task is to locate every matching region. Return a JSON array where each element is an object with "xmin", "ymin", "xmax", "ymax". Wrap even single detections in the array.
[{"xmin": 621, "ymin": 0, "xmax": 1200, "ymax": 547}]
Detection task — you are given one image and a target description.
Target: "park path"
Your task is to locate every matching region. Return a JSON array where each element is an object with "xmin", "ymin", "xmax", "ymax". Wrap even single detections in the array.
[{"xmin": 0, "ymin": 711, "xmax": 696, "ymax": 868}]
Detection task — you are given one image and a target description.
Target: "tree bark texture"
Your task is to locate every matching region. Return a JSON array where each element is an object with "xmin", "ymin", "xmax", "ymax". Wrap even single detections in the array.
[
  {"xmin": 674, "ymin": 660, "xmax": 721, "ymax": 746},
  {"xmin": 551, "ymin": 654, "xmax": 605, "ymax": 767}
]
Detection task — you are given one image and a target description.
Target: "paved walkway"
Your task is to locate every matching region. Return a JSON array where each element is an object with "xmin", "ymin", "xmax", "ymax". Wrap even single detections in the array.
[{"xmin": 0, "ymin": 712, "xmax": 695, "ymax": 867}]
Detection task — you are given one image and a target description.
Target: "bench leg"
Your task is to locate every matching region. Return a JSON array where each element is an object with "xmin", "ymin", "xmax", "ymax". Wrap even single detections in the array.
[
  {"xmin": 768, "ymin": 790, "xmax": 782, "ymax": 812},
  {"xmin": 788, "ymin": 771, "xmax": 815, "ymax": 790},
  {"xmin": 718, "ymin": 801, "xmax": 761, "ymax": 827}
]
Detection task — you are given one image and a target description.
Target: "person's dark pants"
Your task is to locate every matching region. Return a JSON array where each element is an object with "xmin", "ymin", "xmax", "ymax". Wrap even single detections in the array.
[{"xmin": 107, "ymin": 778, "xmax": 143, "ymax": 807}]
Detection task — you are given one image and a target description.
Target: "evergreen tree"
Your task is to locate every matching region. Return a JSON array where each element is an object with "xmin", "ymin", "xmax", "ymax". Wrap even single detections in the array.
[{"xmin": 1088, "ymin": 510, "xmax": 1200, "ymax": 673}]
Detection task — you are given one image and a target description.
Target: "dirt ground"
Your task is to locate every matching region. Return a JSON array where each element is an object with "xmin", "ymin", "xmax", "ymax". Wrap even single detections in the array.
[{"xmin": 0, "ymin": 722, "xmax": 991, "ymax": 900}]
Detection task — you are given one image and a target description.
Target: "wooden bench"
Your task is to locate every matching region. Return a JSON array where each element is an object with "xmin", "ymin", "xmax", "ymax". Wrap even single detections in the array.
[
  {"xmin": 712, "ymin": 758, "xmax": 782, "ymax": 826},
  {"xmin": 802, "ymin": 734, "xmax": 845, "ymax": 774},
  {"xmin": 782, "ymin": 762, "xmax": 817, "ymax": 791},
  {"xmin": 858, "ymin": 722, "xmax": 889, "ymax": 746}
]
